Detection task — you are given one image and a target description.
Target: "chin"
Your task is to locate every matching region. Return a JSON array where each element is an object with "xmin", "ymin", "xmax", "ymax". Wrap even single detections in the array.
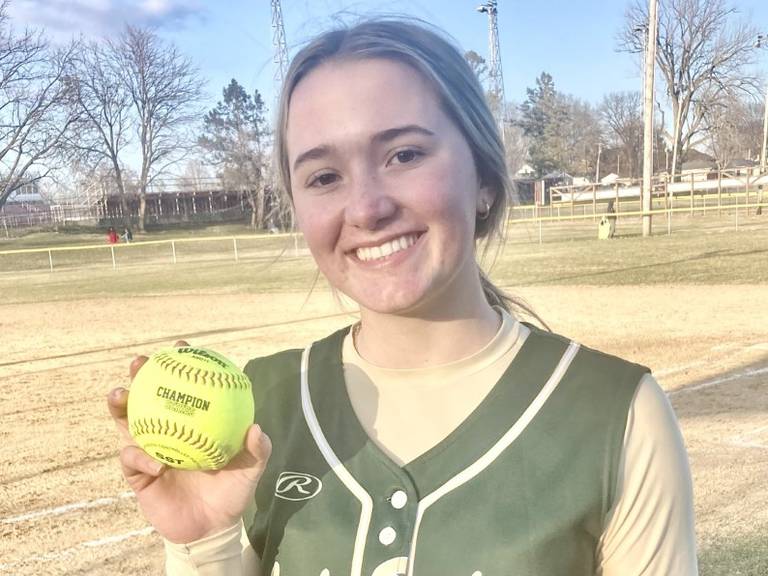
[{"xmin": 350, "ymin": 285, "xmax": 439, "ymax": 316}]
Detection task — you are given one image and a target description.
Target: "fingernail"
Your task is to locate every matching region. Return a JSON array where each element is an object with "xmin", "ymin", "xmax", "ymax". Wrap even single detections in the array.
[
  {"xmin": 111, "ymin": 388, "xmax": 126, "ymax": 399},
  {"xmin": 152, "ymin": 462, "xmax": 165, "ymax": 475}
]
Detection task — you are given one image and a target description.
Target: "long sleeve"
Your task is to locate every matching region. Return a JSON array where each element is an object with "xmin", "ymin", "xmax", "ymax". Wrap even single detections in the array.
[
  {"xmin": 597, "ymin": 374, "xmax": 698, "ymax": 575},
  {"xmin": 163, "ymin": 521, "xmax": 261, "ymax": 576}
]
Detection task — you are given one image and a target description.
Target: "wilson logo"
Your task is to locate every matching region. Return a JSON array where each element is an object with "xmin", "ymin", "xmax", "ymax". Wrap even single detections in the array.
[{"xmin": 275, "ymin": 472, "xmax": 323, "ymax": 501}]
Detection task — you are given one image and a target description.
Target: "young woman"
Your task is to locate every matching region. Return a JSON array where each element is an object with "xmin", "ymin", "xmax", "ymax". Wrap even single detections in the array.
[{"xmin": 108, "ymin": 19, "xmax": 698, "ymax": 576}]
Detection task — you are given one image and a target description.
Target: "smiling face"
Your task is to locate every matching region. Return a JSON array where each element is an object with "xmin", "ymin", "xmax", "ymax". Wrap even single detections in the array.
[{"xmin": 286, "ymin": 57, "xmax": 491, "ymax": 317}]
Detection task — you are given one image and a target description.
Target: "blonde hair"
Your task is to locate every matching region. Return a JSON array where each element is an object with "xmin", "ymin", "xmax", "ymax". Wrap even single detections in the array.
[{"xmin": 276, "ymin": 18, "xmax": 543, "ymax": 325}]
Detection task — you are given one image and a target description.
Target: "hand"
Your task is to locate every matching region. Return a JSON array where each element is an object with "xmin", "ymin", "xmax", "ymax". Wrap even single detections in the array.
[{"xmin": 107, "ymin": 341, "xmax": 272, "ymax": 544}]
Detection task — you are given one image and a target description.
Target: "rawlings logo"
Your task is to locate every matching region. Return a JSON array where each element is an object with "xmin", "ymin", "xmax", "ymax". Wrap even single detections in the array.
[{"xmin": 275, "ymin": 471, "xmax": 323, "ymax": 501}]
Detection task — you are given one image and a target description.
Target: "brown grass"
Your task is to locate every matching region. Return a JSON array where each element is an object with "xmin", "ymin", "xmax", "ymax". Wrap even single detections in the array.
[{"xmin": 1, "ymin": 285, "xmax": 766, "ymax": 574}]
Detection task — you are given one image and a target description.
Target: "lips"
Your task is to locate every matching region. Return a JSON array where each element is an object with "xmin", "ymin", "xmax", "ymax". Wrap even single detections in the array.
[{"xmin": 353, "ymin": 233, "xmax": 422, "ymax": 262}]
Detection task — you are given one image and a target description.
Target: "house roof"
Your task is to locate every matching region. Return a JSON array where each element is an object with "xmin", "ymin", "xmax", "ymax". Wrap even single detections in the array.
[
  {"xmin": 681, "ymin": 159, "xmax": 715, "ymax": 171},
  {"xmin": 542, "ymin": 171, "xmax": 572, "ymax": 180},
  {"xmin": 724, "ymin": 158, "xmax": 757, "ymax": 169}
]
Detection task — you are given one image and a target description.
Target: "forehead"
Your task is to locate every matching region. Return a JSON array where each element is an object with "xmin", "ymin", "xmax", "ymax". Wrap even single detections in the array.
[{"xmin": 286, "ymin": 58, "xmax": 445, "ymax": 153}]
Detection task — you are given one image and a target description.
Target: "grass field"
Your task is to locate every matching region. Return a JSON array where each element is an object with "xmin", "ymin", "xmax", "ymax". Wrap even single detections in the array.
[{"xmin": 1, "ymin": 213, "xmax": 767, "ymax": 574}]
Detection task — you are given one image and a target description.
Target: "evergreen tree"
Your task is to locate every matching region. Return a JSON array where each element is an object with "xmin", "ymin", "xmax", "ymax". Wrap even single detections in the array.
[
  {"xmin": 199, "ymin": 79, "xmax": 273, "ymax": 228},
  {"xmin": 517, "ymin": 72, "xmax": 570, "ymax": 176}
]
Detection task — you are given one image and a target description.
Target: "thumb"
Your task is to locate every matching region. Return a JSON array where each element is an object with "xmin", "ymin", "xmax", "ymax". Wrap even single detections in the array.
[{"xmin": 228, "ymin": 424, "xmax": 272, "ymax": 481}]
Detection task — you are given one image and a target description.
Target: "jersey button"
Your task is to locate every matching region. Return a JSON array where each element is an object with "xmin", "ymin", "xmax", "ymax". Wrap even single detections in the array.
[
  {"xmin": 390, "ymin": 490, "xmax": 408, "ymax": 509},
  {"xmin": 378, "ymin": 526, "xmax": 397, "ymax": 546}
]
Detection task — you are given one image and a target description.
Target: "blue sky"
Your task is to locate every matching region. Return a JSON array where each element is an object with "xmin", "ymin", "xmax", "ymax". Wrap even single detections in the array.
[{"xmin": 9, "ymin": 0, "xmax": 768, "ymax": 117}]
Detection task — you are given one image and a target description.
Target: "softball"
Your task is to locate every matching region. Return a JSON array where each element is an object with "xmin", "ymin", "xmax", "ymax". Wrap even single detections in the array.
[{"xmin": 127, "ymin": 346, "xmax": 255, "ymax": 470}]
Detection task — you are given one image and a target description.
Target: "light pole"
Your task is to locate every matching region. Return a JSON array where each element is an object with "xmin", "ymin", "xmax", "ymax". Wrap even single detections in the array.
[
  {"xmin": 756, "ymin": 34, "xmax": 768, "ymax": 173},
  {"xmin": 477, "ymin": 1, "xmax": 506, "ymax": 144}
]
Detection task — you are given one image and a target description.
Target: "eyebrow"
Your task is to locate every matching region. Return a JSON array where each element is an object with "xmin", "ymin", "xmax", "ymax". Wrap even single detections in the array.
[{"xmin": 291, "ymin": 124, "xmax": 436, "ymax": 173}]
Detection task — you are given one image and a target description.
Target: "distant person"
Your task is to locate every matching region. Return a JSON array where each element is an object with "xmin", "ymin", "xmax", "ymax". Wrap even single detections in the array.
[
  {"xmin": 121, "ymin": 228, "xmax": 133, "ymax": 243},
  {"xmin": 108, "ymin": 19, "xmax": 698, "ymax": 576},
  {"xmin": 106, "ymin": 227, "xmax": 118, "ymax": 244}
]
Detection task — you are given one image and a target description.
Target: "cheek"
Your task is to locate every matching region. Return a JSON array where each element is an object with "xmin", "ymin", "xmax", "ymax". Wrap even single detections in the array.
[
  {"xmin": 293, "ymin": 196, "xmax": 340, "ymax": 255},
  {"xmin": 419, "ymin": 169, "xmax": 478, "ymax": 229}
]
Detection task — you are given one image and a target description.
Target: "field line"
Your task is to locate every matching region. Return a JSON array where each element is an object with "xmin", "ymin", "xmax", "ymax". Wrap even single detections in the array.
[
  {"xmin": 0, "ymin": 310, "xmax": 356, "ymax": 368},
  {"xmin": 1, "ymin": 491, "xmax": 134, "ymax": 525},
  {"xmin": 82, "ymin": 526, "xmax": 154, "ymax": 547},
  {"xmin": 669, "ymin": 365, "xmax": 768, "ymax": 396},
  {"xmin": 0, "ymin": 527, "xmax": 154, "ymax": 571},
  {"xmin": 726, "ymin": 423, "xmax": 768, "ymax": 450},
  {"xmin": 656, "ymin": 341, "xmax": 768, "ymax": 378},
  {"xmin": 655, "ymin": 359, "xmax": 710, "ymax": 378}
]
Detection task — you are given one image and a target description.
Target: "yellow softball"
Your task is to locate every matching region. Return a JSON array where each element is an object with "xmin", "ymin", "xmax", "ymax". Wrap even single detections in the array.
[{"xmin": 127, "ymin": 346, "xmax": 255, "ymax": 470}]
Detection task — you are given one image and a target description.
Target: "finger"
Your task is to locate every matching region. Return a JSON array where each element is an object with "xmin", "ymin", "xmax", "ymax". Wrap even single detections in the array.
[
  {"xmin": 120, "ymin": 445, "xmax": 166, "ymax": 491},
  {"xmin": 174, "ymin": 340, "xmax": 190, "ymax": 347},
  {"xmin": 129, "ymin": 356, "xmax": 148, "ymax": 381},
  {"xmin": 229, "ymin": 425, "xmax": 271, "ymax": 480},
  {"xmin": 107, "ymin": 387, "xmax": 128, "ymax": 422},
  {"xmin": 107, "ymin": 387, "xmax": 135, "ymax": 444}
]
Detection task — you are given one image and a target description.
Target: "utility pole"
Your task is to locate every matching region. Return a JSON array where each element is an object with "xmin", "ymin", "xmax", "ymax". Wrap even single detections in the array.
[
  {"xmin": 595, "ymin": 142, "xmax": 602, "ymax": 183},
  {"xmin": 642, "ymin": 0, "xmax": 658, "ymax": 237},
  {"xmin": 757, "ymin": 34, "xmax": 768, "ymax": 174},
  {"xmin": 477, "ymin": 1, "xmax": 506, "ymax": 144}
]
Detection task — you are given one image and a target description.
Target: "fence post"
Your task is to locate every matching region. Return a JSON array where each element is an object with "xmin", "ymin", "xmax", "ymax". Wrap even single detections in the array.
[
  {"xmin": 667, "ymin": 178, "xmax": 672, "ymax": 236},
  {"xmin": 689, "ymin": 175, "xmax": 694, "ymax": 215},
  {"xmin": 48, "ymin": 249, "xmax": 54, "ymax": 272},
  {"xmin": 233, "ymin": 237, "xmax": 239, "ymax": 262},
  {"xmin": 745, "ymin": 175, "xmax": 750, "ymax": 217},
  {"xmin": 171, "ymin": 240, "xmax": 177, "ymax": 264},
  {"xmin": 538, "ymin": 209, "xmax": 543, "ymax": 244},
  {"xmin": 718, "ymin": 170, "xmax": 722, "ymax": 216}
]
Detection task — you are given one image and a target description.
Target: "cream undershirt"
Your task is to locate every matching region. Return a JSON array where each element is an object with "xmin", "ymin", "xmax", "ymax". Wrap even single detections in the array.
[{"xmin": 164, "ymin": 311, "xmax": 698, "ymax": 575}]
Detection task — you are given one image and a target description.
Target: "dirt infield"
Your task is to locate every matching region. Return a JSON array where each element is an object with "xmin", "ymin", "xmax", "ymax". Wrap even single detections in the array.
[{"xmin": 2, "ymin": 285, "xmax": 766, "ymax": 574}]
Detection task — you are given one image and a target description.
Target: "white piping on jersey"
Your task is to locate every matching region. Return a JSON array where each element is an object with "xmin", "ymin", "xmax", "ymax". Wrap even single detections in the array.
[
  {"xmin": 301, "ymin": 345, "xmax": 374, "ymax": 576},
  {"xmin": 405, "ymin": 341, "xmax": 581, "ymax": 576}
]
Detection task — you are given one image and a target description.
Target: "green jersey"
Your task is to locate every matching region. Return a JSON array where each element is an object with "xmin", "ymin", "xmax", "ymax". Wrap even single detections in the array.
[{"xmin": 244, "ymin": 324, "xmax": 648, "ymax": 576}]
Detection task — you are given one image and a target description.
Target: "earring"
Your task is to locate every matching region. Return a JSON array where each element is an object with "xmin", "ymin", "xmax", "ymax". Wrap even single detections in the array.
[{"xmin": 477, "ymin": 199, "xmax": 491, "ymax": 221}]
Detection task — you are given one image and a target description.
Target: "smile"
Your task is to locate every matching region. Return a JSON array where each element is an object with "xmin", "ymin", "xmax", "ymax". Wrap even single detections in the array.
[{"xmin": 355, "ymin": 233, "xmax": 421, "ymax": 262}]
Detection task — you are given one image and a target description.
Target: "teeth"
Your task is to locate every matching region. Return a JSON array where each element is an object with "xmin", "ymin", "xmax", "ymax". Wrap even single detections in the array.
[{"xmin": 355, "ymin": 234, "xmax": 418, "ymax": 262}]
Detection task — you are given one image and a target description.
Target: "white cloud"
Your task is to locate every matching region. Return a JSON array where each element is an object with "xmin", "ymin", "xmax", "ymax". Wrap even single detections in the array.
[
  {"xmin": 7, "ymin": 0, "xmax": 205, "ymax": 40},
  {"xmin": 140, "ymin": 0, "xmax": 172, "ymax": 16}
]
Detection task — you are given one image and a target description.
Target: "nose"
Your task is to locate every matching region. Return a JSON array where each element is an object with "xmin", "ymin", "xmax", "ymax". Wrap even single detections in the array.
[{"xmin": 344, "ymin": 171, "xmax": 398, "ymax": 230}]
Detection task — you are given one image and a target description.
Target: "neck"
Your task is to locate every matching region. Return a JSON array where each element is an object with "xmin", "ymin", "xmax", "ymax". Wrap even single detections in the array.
[{"xmin": 354, "ymin": 283, "xmax": 501, "ymax": 369}]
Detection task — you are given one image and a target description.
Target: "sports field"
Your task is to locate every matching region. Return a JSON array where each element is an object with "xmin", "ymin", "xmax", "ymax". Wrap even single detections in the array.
[{"xmin": 1, "ymin": 215, "xmax": 767, "ymax": 575}]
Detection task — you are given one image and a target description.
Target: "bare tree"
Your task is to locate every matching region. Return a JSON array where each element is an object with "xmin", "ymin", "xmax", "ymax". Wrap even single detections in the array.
[
  {"xmin": 601, "ymin": 91, "xmax": 644, "ymax": 178},
  {"xmin": 561, "ymin": 96, "xmax": 603, "ymax": 178},
  {"xmin": 501, "ymin": 101, "xmax": 528, "ymax": 179},
  {"xmin": 464, "ymin": 50, "xmax": 489, "ymax": 86},
  {"xmin": 71, "ymin": 40, "xmax": 133, "ymax": 223},
  {"xmin": 0, "ymin": 1, "xmax": 81, "ymax": 210},
  {"xmin": 111, "ymin": 26, "xmax": 204, "ymax": 231},
  {"xmin": 703, "ymin": 95, "xmax": 764, "ymax": 168},
  {"xmin": 619, "ymin": 0, "xmax": 758, "ymax": 179}
]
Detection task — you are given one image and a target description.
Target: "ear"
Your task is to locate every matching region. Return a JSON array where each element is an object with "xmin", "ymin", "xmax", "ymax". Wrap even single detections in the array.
[{"xmin": 476, "ymin": 185, "xmax": 494, "ymax": 212}]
